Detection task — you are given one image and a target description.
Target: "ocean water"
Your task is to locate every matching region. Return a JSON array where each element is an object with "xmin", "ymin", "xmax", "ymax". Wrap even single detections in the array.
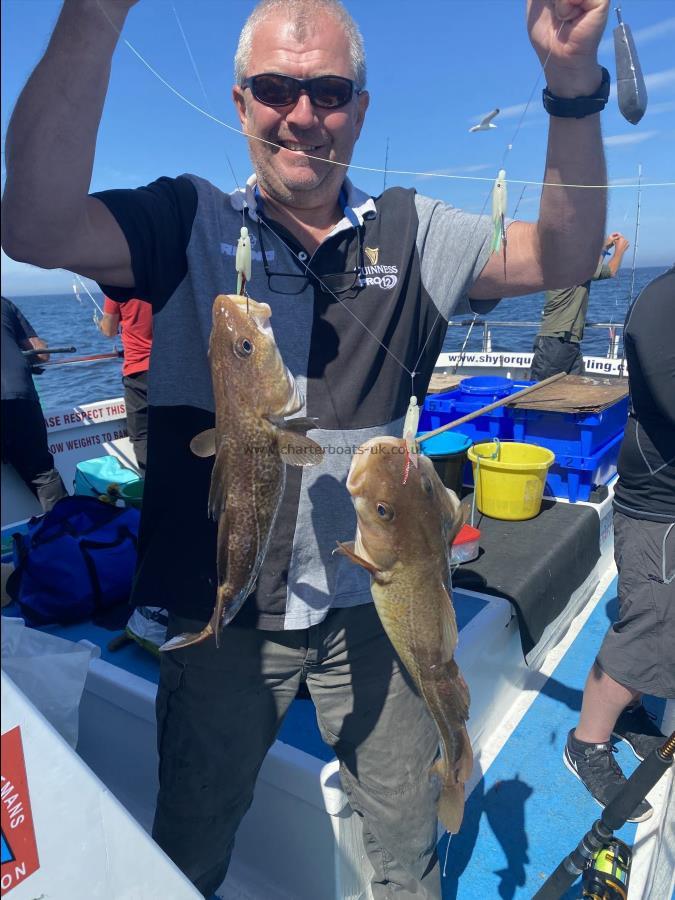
[{"xmin": 9, "ymin": 266, "xmax": 665, "ymax": 411}]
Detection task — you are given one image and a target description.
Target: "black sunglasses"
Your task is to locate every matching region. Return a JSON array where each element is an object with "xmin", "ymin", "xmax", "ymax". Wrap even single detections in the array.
[
  {"xmin": 256, "ymin": 218, "xmax": 365, "ymax": 297},
  {"xmin": 242, "ymin": 73, "xmax": 362, "ymax": 110}
]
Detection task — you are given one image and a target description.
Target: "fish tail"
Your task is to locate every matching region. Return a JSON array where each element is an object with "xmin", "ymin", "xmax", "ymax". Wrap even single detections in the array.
[
  {"xmin": 431, "ymin": 725, "xmax": 473, "ymax": 833},
  {"xmin": 159, "ymin": 620, "xmax": 215, "ymax": 652},
  {"xmin": 436, "ymin": 778, "xmax": 466, "ymax": 835}
]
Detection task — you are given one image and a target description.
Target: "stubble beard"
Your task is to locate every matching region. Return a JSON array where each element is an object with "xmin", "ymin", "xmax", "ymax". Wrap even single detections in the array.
[{"xmin": 248, "ymin": 139, "xmax": 347, "ymax": 210}]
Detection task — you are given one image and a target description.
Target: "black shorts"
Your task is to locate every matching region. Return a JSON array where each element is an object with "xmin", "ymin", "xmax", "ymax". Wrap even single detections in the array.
[
  {"xmin": 530, "ymin": 335, "xmax": 584, "ymax": 381},
  {"xmin": 596, "ymin": 511, "xmax": 675, "ymax": 698}
]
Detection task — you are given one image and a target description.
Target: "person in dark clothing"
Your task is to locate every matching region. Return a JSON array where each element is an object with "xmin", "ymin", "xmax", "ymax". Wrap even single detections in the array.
[
  {"xmin": 530, "ymin": 232, "xmax": 630, "ymax": 380},
  {"xmin": 99, "ymin": 296, "xmax": 152, "ymax": 472},
  {"xmin": 564, "ymin": 265, "xmax": 674, "ymax": 823},
  {"xmin": 1, "ymin": 295, "xmax": 68, "ymax": 511}
]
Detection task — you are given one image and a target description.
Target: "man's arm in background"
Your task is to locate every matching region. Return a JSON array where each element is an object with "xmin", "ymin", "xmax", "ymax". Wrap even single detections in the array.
[
  {"xmin": 605, "ymin": 233, "xmax": 630, "ymax": 276},
  {"xmin": 99, "ymin": 297, "xmax": 121, "ymax": 338}
]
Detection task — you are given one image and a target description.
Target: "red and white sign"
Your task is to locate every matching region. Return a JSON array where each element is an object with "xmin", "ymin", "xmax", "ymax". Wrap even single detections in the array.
[{"xmin": 1, "ymin": 727, "xmax": 39, "ymax": 895}]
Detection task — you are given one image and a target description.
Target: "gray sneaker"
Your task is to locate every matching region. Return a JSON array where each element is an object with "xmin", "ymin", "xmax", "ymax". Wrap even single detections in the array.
[
  {"xmin": 563, "ymin": 730, "xmax": 653, "ymax": 823},
  {"xmin": 612, "ymin": 704, "xmax": 666, "ymax": 761}
]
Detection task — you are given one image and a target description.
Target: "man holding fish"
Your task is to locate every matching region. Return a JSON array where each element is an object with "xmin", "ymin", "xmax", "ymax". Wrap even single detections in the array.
[{"xmin": 2, "ymin": 0, "xmax": 612, "ymax": 896}]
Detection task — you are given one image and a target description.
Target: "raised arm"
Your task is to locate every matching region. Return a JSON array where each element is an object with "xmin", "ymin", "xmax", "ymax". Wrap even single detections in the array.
[
  {"xmin": 605, "ymin": 233, "xmax": 630, "ymax": 276},
  {"xmin": 1, "ymin": 0, "xmax": 138, "ymax": 287},
  {"xmin": 471, "ymin": 0, "xmax": 610, "ymax": 300}
]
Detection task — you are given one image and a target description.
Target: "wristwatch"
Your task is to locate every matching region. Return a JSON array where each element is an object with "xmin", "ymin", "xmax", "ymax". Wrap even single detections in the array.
[{"xmin": 542, "ymin": 67, "xmax": 611, "ymax": 118}]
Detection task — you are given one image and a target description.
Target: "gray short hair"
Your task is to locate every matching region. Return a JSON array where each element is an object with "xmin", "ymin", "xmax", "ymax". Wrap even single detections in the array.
[{"xmin": 234, "ymin": 0, "xmax": 367, "ymax": 90}]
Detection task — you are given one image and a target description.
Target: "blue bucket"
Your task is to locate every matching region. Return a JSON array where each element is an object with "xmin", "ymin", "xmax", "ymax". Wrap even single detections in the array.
[
  {"xmin": 459, "ymin": 376, "xmax": 513, "ymax": 398},
  {"xmin": 418, "ymin": 431, "xmax": 473, "ymax": 495}
]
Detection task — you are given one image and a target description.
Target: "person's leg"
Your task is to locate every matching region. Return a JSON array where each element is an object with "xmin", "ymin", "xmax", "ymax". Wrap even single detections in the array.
[
  {"xmin": 530, "ymin": 336, "xmax": 578, "ymax": 381},
  {"xmin": 568, "ymin": 343, "xmax": 585, "ymax": 375},
  {"xmin": 574, "ymin": 663, "xmax": 638, "ymax": 743},
  {"xmin": 530, "ymin": 336, "xmax": 552, "ymax": 380},
  {"xmin": 123, "ymin": 371, "xmax": 148, "ymax": 471},
  {"xmin": 152, "ymin": 614, "xmax": 306, "ymax": 897},
  {"xmin": 563, "ymin": 513, "xmax": 673, "ymax": 821},
  {"xmin": 308, "ymin": 604, "xmax": 443, "ymax": 900},
  {"xmin": 2, "ymin": 398, "xmax": 67, "ymax": 511}
]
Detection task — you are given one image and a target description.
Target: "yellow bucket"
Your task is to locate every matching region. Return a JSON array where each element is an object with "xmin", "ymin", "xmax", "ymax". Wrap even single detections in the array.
[{"xmin": 468, "ymin": 441, "xmax": 555, "ymax": 521}]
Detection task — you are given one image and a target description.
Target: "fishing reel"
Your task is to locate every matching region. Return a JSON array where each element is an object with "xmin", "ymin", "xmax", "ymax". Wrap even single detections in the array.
[{"xmin": 581, "ymin": 838, "xmax": 631, "ymax": 900}]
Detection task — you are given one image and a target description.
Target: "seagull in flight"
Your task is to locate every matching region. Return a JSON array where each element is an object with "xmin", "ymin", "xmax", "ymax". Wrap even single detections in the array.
[{"xmin": 469, "ymin": 109, "xmax": 500, "ymax": 133}]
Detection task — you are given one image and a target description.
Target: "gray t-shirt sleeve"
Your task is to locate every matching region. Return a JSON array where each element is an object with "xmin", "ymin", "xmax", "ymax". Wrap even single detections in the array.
[{"xmin": 414, "ymin": 194, "xmax": 500, "ymax": 318}]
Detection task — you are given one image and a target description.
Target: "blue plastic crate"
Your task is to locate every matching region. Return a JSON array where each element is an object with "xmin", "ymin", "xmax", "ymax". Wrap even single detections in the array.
[
  {"xmin": 511, "ymin": 395, "xmax": 629, "ymax": 458},
  {"xmin": 420, "ymin": 378, "xmax": 534, "ymax": 444},
  {"xmin": 543, "ymin": 430, "xmax": 623, "ymax": 503}
]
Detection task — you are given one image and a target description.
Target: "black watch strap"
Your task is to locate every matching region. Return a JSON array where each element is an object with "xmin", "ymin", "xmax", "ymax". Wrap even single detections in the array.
[{"xmin": 542, "ymin": 66, "xmax": 610, "ymax": 118}]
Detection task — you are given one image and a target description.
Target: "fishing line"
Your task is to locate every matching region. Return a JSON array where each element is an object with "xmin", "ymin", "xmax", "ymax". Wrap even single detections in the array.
[
  {"xmin": 414, "ymin": 24, "xmax": 563, "ymax": 384},
  {"xmin": 628, "ymin": 163, "xmax": 643, "ymax": 313},
  {"xmin": 92, "ymin": 0, "xmax": 674, "ymax": 191},
  {"xmin": 618, "ymin": 163, "xmax": 643, "ymax": 376},
  {"xmin": 171, "ymin": 2, "xmax": 213, "ymax": 114},
  {"xmin": 256, "ymin": 212, "xmax": 414, "ymax": 377},
  {"xmin": 73, "ymin": 275, "xmax": 105, "ymax": 323}
]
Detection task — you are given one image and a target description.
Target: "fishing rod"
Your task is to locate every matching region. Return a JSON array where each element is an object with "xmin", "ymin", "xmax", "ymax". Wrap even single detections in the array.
[
  {"xmin": 22, "ymin": 346, "xmax": 77, "ymax": 357},
  {"xmin": 533, "ymin": 730, "xmax": 675, "ymax": 900},
  {"xmin": 34, "ymin": 350, "xmax": 123, "ymax": 367}
]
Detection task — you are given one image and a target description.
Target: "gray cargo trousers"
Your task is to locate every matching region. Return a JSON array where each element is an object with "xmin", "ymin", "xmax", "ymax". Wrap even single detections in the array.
[{"xmin": 152, "ymin": 603, "xmax": 442, "ymax": 899}]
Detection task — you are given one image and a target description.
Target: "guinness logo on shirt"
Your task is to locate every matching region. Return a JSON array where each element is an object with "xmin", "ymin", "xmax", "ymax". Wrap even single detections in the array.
[{"xmin": 364, "ymin": 246, "xmax": 379, "ymax": 266}]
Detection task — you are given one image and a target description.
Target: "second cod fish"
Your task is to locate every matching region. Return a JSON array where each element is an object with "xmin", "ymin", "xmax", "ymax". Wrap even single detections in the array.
[
  {"xmin": 161, "ymin": 294, "xmax": 324, "ymax": 651},
  {"xmin": 336, "ymin": 436, "xmax": 472, "ymax": 833}
]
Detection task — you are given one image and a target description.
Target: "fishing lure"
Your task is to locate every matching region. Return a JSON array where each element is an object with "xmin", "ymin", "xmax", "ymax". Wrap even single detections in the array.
[
  {"xmin": 402, "ymin": 395, "xmax": 421, "ymax": 481},
  {"xmin": 613, "ymin": 8, "xmax": 648, "ymax": 125},
  {"xmin": 236, "ymin": 226, "xmax": 252, "ymax": 295},
  {"xmin": 491, "ymin": 169, "xmax": 508, "ymax": 277}
]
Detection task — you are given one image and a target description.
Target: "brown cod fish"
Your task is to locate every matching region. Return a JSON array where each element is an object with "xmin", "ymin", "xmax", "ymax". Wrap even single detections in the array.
[
  {"xmin": 336, "ymin": 436, "xmax": 472, "ymax": 833},
  {"xmin": 160, "ymin": 294, "xmax": 324, "ymax": 651}
]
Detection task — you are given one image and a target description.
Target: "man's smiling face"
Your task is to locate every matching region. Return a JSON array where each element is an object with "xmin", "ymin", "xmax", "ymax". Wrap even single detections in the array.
[{"xmin": 232, "ymin": 12, "xmax": 368, "ymax": 210}]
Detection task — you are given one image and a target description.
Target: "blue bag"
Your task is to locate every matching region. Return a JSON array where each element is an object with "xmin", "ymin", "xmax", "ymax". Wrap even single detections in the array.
[
  {"xmin": 10, "ymin": 495, "xmax": 140, "ymax": 626},
  {"xmin": 74, "ymin": 455, "xmax": 140, "ymax": 499}
]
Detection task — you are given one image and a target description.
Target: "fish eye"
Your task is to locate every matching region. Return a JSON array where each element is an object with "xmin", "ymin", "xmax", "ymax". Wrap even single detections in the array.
[
  {"xmin": 234, "ymin": 337, "xmax": 254, "ymax": 358},
  {"xmin": 420, "ymin": 475, "xmax": 433, "ymax": 495},
  {"xmin": 376, "ymin": 502, "xmax": 394, "ymax": 521}
]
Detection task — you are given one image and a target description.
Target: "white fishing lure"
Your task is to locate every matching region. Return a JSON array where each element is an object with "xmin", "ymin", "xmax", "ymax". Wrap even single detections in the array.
[
  {"xmin": 236, "ymin": 226, "xmax": 252, "ymax": 295},
  {"xmin": 491, "ymin": 169, "xmax": 508, "ymax": 274},
  {"xmin": 403, "ymin": 395, "xmax": 421, "ymax": 469}
]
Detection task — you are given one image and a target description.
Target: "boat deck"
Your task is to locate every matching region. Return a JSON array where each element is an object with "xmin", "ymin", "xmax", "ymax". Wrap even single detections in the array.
[
  {"xmin": 2, "ymin": 483, "xmax": 672, "ymax": 898},
  {"xmin": 443, "ymin": 572, "xmax": 671, "ymax": 900}
]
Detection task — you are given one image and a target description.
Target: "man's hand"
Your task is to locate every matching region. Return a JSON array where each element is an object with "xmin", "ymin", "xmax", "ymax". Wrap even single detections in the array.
[
  {"xmin": 527, "ymin": 0, "xmax": 610, "ymax": 97},
  {"xmin": 613, "ymin": 235, "xmax": 630, "ymax": 254},
  {"xmin": 23, "ymin": 336, "xmax": 50, "ymax": 364}
]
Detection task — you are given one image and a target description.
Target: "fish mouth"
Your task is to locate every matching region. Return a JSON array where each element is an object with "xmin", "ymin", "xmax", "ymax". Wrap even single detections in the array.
[
  {"xmin": 347, "ymin": 436, "xmax": 404, "ymax": 495},
  {"xmin": 227, "ymin": 294, "xmax": 271, "ymax": 316}
]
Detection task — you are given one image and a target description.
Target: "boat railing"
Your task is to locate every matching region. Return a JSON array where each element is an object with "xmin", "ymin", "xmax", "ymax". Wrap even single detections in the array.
[{"xmin": 445, "ymin": 319, "xmax": 624, "ymax": 359}]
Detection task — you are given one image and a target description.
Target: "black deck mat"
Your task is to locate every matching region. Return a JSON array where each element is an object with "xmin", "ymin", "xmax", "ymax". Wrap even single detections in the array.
[{"xmin": 453, "ymin": 494, "xmax": 600, "ymax": 658}]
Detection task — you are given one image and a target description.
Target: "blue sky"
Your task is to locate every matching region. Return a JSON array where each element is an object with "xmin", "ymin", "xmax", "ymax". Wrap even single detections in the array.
[{"xmin": 2, "ymin": 0, "xmax": 674, "ymax": 295}]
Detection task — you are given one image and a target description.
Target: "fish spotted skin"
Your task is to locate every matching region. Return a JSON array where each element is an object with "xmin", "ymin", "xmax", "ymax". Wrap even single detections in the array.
[
  {"xmin": 160, "ymin": 294, "xmax": 323, "ymax": 652},
  {"xmin": 337, "ymin": 436, "xmax": 472, "ymax": 833}
]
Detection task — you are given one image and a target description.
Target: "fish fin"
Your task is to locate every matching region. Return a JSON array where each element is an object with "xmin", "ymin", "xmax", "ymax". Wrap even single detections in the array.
[
  {"xmin": 334, "ymin": 541, "xmax": 382, "ymax": 576},
  {"xmin": 277, "ymin": 431, "xmax": 324, "ymax": 467},
  {"xmin": 190, "ymin": 429, "xmax": 217, "ymax": 458},
  {"xmin": 159, "ymin": 620, "xmax": 215, "ymax": 652},
  {"xmin": 269, "ymin": 415, "xmax": 320, "ymax": 433},
  {"xmin": 207, "ymin": 451, "xmax": 228, "ymax": 519},
  {"xmin": 439, "ymin": 592, "xmax": 459, "ymax": 664}
]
